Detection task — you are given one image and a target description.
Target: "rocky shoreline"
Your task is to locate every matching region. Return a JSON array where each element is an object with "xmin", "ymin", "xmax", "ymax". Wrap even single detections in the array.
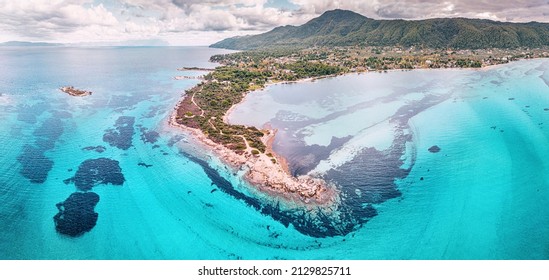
[{"xmin": 168, "ymin": 109, "xmax": 338, "ymax": 206}]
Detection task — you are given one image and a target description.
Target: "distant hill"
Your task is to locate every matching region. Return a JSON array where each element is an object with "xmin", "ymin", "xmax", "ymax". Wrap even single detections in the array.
[
  {"xmin": 211, "ymin": 9, "xmax": 549, "ymax": 50},
  {"xmin": 0, "ymin": 41, "xmax": 62, "ymax": 47}
]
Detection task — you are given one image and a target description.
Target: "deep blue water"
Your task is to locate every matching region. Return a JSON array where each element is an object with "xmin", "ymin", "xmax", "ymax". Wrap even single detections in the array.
[{"xmin": 1, "ymin": 46, "xmax": 548, "ymax": 259}]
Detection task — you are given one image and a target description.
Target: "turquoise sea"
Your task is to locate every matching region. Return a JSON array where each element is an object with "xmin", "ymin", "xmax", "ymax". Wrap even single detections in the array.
[{"xmin": 0, "ymin": 47, "xmax": 548, "ymax": 259}]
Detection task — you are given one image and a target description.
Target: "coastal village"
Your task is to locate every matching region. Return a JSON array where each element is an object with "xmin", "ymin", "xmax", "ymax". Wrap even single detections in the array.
[
  {"xmin": 173, "ymin": 46, "xmax": 549, "ymax": 203},
  {"xmin": 212, "ymin": 46, "xmax": 549, "ymax": 74}
]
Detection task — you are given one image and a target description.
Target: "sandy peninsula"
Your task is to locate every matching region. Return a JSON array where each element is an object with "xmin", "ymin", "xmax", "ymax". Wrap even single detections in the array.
[{"xmin": 169, "ymin": 107, "xmax": 337, "ymax": 206}]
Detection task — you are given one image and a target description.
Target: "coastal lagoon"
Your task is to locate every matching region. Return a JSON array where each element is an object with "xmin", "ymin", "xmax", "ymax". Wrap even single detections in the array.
[{"xmin": 1, "ymin": 46, "xmax": 548, "ymax": 259}]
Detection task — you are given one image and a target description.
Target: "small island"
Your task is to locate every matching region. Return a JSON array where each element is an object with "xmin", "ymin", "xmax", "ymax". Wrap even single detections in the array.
[{"xmin": 60, "ymin": 86, "xmax": 92, "ymax": 97}]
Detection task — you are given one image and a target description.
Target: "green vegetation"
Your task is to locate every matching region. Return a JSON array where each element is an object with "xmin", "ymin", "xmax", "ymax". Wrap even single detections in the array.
[
  {"xmin": 285, "ymin": 62, "xmax": 341, "ymax": 78},
  {"xmin": 178, "ymin": 46, "xmax": 548, "ymax": 153},
  {"xmin": 211, "ymin": 45, "xmax": 548, "ymax": 73},
  {"xmin": 455, "ymin": 59, "xmax": 482, "ymax": 68},
  {"xmin": 171, "ymin": 53, "xmax": 368, "ymax": 154},
  {"xmin": 211, "ymin": 9, "xmax": 549, "ymax": 50},
  {"xmin": 176, "ymin": 55, "xmax": 346, "ymax": 154},
  {"xmin": 179, "ymin": 17, "xmax": 549, "ymax": 155}
]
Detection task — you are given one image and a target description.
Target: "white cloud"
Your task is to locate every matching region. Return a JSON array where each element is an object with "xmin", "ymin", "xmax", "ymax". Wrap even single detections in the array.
[
  {"xmin": 0, "ymin": 0, "xmax": 548, "ymax": 45},
  {"xmin": 290, "ymin": 0, "xmax": 549, "ymax": 22},
  {"xmin": 0, "ymin": 1, "xmax": 120, "ymax": 39}
]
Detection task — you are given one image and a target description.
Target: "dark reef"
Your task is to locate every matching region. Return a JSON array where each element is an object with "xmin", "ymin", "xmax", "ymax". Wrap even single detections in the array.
[
  {"xmin": 17, "ymin": 117, "xmax": 64, "ymax": 183},
  {"xmin": 56, "ymin": 157, "xmax": 126, "ymax": 236},
  {"xmin": 51, "ymin": 110, "xmax": 73, "ymax": 119},
  {"xmin": 82, "ymin": 146, "xmax": 107, "ymax": 153},
  {"xmin": 140, "ymin": 127, "xmax": 160, "ymax": 144},
  {"xmin": 167, "ymin": 135, "xmax": 186, "ymax": 147},
  {"xmin": 33, "ymin": 118, "xmax": 64, "ymax": 150},
  {"xmin": 16, "ymin": 102, "xmax": 49, "ymax": 124},
  {"xmin": 138, "ymin": 162, "xmax": 153, "ymax": 168},
  {"xmin": 17, "ymin": 145, "xmax": 54, "ymax": 184},
  {"xmin": 278, "ymin": 134, "xmax": 352, "ymax": 176},
  {"xmin": 327, "ymin": 146, "xmax": 406, "ymax": 205},
  {"xmin": 143, "ymin": 105, "xmax": 164, "ymax": 118},
  {"xmin": 33, "ymin": 118, "xmax": 64, "ymax": 140},
  {"xmin": 102, "ymin": 116, "xmax": 135, "ymax": 150},
  {"xmin": 64, "ymin": 158, "xmax": 125, "ymax": 191},
  {"xmin": 256, "ymin": 94, "xmax": 447, "ymax": 237},
  {"xmin": 54, "ymin": 192, "xmax": 100, "ymax": 237},
  {"xmin": 428, "ymin": 145, "xmax": 441, "ymax": 153},
  {"xmin": 182, "ymin": 151, "xmax": 368, "ymax": 238}
]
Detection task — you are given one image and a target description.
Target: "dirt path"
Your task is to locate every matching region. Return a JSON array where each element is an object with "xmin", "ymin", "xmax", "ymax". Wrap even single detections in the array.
[
  {"xmin": 191, "ymin": 91, "xmax": 205, "ymax": 117},
  {"xmin": 236, "ymin": 135, "xmax": 252, "ymax": 153}
]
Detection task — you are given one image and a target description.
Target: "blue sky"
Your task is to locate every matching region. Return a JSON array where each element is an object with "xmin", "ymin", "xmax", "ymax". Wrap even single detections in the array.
[
  {"xmin": 266, "ymin": 0, "xmax": 299, "ymax": 10},
  {"xmin": 1, "ymin": 0, "xmax": 548, "ymax": 46}
]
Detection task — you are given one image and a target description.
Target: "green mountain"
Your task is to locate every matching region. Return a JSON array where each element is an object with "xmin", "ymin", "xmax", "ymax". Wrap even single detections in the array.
[{"xmin": 211, "ymin": 9, "xmax": 549, "ymax": 50}]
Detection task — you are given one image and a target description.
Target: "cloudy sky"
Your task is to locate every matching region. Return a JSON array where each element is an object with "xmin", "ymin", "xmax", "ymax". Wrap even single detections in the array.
[{"xmin": 1, "ymin": 0, "xmax": 548, "ymax": 45}]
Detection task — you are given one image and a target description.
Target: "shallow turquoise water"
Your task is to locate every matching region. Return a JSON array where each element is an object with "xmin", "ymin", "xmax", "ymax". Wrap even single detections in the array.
[
  {"xmin": 1, "ymin": 47, "xmax": 548, "ymax": 259},
  {"xmin": 230, "ymin": 60, "xmax": 549, "ymax": 259}
]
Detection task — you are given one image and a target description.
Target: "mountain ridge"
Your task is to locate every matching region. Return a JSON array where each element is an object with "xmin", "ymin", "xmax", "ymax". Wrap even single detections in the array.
[{"xmin": 211, "ymin": 9, "xmax": 549, "ymax": 50}]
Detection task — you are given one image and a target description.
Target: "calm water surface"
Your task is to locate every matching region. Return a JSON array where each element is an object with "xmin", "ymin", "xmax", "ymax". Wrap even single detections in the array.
[{"xmin": 1, "ymin": 46, "xmax": 548, "ymax": 259}]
